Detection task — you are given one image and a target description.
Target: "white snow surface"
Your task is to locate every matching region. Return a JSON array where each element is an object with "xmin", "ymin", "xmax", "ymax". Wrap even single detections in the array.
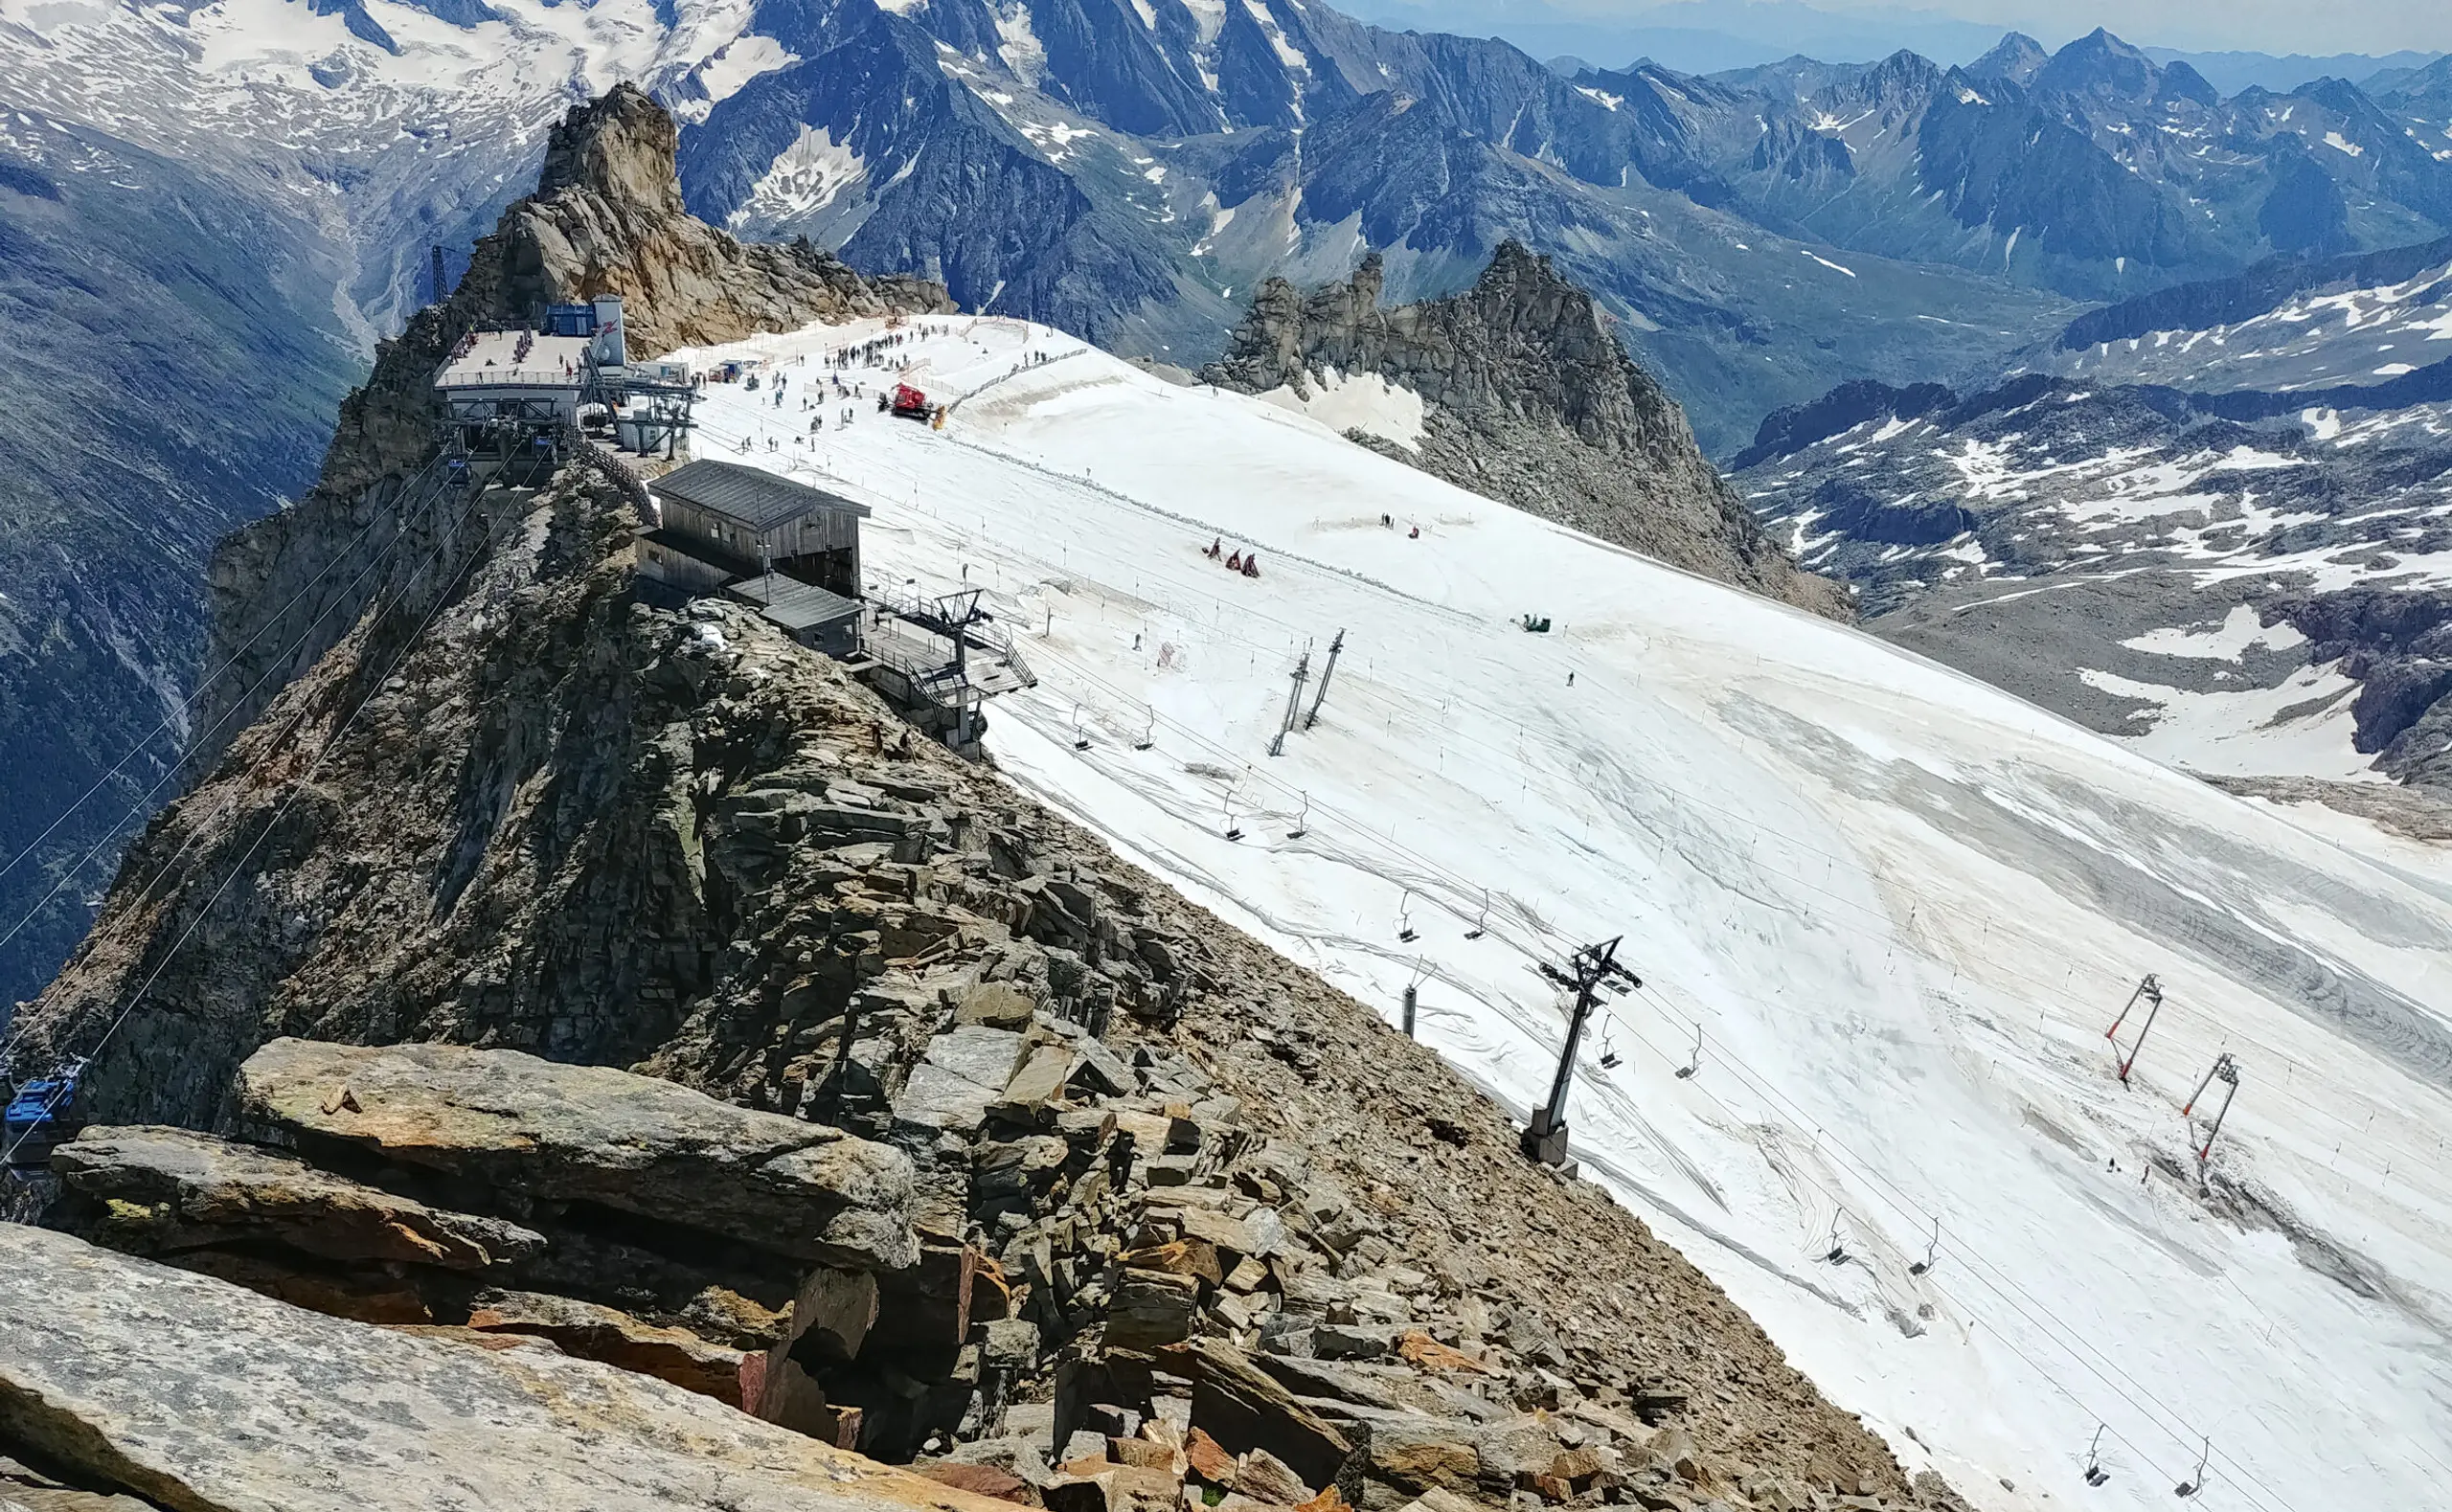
[
  {"xmin": 734, "ymin": 124, "xmax": 866, "ymax": 227},
  {"xmin": 677, "ymin": 318, "xmax": 2452, "ymax": 1512},
  {"xmin": 2077, "ymin": 661, "xmax": 2379, "ymax": 782},
  {"xmin": 2119, "ymin": 604, "xmax": 2308, "ymax": 662},
  {"xmin": 1254, "ymin": 366, "xmax": 1427, "ymax": 452}
]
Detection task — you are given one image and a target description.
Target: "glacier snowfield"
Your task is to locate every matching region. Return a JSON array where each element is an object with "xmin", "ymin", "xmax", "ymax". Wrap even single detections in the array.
[{"xmin": 675, "ymin": 318, "xmax": 2452, "ymax": 1512}]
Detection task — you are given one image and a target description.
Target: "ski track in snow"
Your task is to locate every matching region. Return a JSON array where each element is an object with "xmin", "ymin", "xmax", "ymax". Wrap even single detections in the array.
[{"xmin": 675, "ymin": 318, "xmax": 2452, "ymax": 1512}]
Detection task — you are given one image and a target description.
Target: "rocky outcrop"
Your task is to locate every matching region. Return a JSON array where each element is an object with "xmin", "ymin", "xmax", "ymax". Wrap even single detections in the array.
[
  {"xmin": 1202, "ymin": 246, "xmax": 1851, "ymax": 620},
  {"xmin": 193, "ymin": 82, "xmax": 951, "ymax": 773},
  {"xmin": 50, "ymin": 1041, "xmax": 921, "ymax": 1438},
  {"xmin": 50, "ymin": 1123, "xmax": 547, "ymax": 1275},
  {"xmin": 16, "ymin": 460, "xmax": 1965, "ymax": 1511},
  {"xmin": 236, "ymin": 1038, "xmax": 918, "ymax": 1270},
  {"xmin": 0, "ymin": 1223, "xmax": 1025, "ymax": 1512}
]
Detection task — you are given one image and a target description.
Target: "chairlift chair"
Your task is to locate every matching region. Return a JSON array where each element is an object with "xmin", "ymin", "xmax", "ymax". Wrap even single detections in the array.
[{"xmin": 5, "ymin": 1057, "xmax": 88, "ymax": 1168}]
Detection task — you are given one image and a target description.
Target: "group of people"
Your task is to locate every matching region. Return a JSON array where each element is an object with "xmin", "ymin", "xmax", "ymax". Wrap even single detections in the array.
[
  {"xmin": 1379, "ymin": 511, "xmax": 1419, "ymax": 538},
  {"xmin": 1203, "ymin": 538, "xmax": 1261, "ymax": 577}
]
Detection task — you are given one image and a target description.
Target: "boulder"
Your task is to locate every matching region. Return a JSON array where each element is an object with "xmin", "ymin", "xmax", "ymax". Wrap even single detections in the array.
[
  {"xmin": 466, "ymin": 1288, "xmax": 749, "ymax": 1403},
  {"xmin": 1105, "ymin": 1267, "xmax": 1200, "ymax": 1349},
  {"xmin": 50, "ymin": 1124, "xmax": 544, "ymax": 1270},
  {"xmin": 0, "ymin": 1225, "xmax": 1031, "ymax": 1512},
  {"xmin": 994, "ymin": 1046, "xmax": 1078, "ymax": 1123},
  {"xmin": 235, "ymin": 1038, "xmax": 917, "ymax": 1270},
  {"xmin": 1185, "ymin": 1427, "xmax": 1237, "ymax": 1484},
  {"xmin": 955, "ymin": 982, "xmax": 1040, "ymax": 1029},
  {"xmin": 1182, "ymin": 1342, "xmax": 1358, "ymax": 1500},
  {"xmin": 1233, "ymin": 1448, "xmax": 1312, "ymax": 1504},
  {"xmin": 1311, "ymin": 1323, "xmax": 1400, "ymax": 1362},
  {"xmin": 1474, "ymin": 1416, "xmax": 1566, "ymax": 1492},
  {"xmin": 897, "ymin": 1027, "xmax": 1032, "ymax": 1136},
  {"xmin": 917, "ymin": 1463, "xmax": 1035, "ymax": 1503}
]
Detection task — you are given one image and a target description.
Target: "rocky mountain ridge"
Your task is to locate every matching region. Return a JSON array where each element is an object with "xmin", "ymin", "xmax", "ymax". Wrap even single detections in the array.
[
  {"xmin": 10, "ymin": 445, "xmax": 1967, "ymax": 1510},
  {"xmin": 193, "ymin": 82, "xmax": 950, "ymax": 773},
  {"xmin": 1203, "ymin": 246, "xmax": 1850, "ymax": 618}
]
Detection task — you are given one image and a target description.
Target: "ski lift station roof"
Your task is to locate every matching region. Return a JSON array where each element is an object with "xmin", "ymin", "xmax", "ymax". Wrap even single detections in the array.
[{"xmin": 652, "ymin": 460, "xmax": 872, "ymax": 532}]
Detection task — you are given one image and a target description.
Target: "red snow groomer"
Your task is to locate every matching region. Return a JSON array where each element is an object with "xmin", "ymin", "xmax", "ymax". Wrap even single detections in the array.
[{"xmin": 886, "ymin": 382, "xmax": 940, "ymax": 422}]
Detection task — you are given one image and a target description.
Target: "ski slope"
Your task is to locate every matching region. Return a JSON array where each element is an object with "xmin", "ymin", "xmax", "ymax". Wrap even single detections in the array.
[{"xmin": 675, "ymin": 318, "xmax": 2452, "ymax": 1512}]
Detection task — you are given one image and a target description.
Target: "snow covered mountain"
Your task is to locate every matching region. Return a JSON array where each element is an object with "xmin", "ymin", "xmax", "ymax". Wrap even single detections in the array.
[
  {"xmin": 11, "ymin": 0, "xmax": 2452, "ymax": 1003},
  {"xmin": 1733, "ymin": 243, "xmax": 2452, "ymax": 799},
  {"xmin": 668, "ymin": 313, "xmax": 2452, "ymax": 1512}
]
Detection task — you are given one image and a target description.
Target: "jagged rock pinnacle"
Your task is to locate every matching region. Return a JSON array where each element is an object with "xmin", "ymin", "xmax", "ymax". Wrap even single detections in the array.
[
  {"xmin": 533, "ymin": 81, "xmax": 684, "ymax": 214},
  {"xmin": 1204, "ymin": 243, "xmax": 1852, "ymax": 619}
]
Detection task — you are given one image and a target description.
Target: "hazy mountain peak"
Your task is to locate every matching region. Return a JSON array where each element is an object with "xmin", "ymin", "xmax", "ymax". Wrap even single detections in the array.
[
  {"xmin": 2035, "ymin": 26, "xmax": 2160, "ymax": 100},
  {"xmin": 1966, "ymin": 31, "xmax": 2047, "ymax": 87}
]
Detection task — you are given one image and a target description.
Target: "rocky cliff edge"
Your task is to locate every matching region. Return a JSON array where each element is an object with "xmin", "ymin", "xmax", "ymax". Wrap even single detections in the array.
[
  {"xmin": 1202, "ymin": 247, "xmax": 1851, "ymax": 621},
  {"xmin": 193, "ymin": 82, "xmax": 952, "ymax": 774}
]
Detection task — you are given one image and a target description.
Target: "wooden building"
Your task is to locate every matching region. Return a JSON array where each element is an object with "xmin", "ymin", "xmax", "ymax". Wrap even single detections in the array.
[
  {"xmin": 723, "ymin": 575, "xmax": 864, "ymax": 658},
  {"xmin": 647, "ymin": 460, "xmax": 868, "ymax": 598}
]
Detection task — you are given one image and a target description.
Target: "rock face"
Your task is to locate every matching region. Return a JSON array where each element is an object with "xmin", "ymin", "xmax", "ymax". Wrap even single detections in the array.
[
  {"xmin": 0, "ymin": 1223, "xmax": 1020, "ymax": 1512},
  {"xmin": 236, "ymin": 1038, "xmax": 919, "ymax": 1270},
  {"xmin": 193, "ymin": 83, "xmax": 951, "ymax": 772},
  {"xmin": 15, "ymin": 456, "xmax": 1966, "ymax": 1509},
  {"xmin": 1203, "ymin": 246, "xmax": 1850, "ymax": 620}
]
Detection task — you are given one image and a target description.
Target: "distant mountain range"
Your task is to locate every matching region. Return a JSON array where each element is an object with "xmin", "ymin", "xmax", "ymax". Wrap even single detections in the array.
[
  {"xmin": 1735, "ymin": 238, "xmax": 2452, "ymax": 799},
  {"xmin": 9, "ymin": 0, "xmax": 2452, "ymax": 1004}
]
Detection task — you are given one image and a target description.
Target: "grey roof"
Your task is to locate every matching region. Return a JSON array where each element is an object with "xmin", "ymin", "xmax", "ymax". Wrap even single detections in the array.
[
  {"xmin": 654, "ymin": 460, "xmax": 871, "ymax": 530},
  {"xmin": 724, "ymin": 575, "xmax": 863, "ymax": 632}
]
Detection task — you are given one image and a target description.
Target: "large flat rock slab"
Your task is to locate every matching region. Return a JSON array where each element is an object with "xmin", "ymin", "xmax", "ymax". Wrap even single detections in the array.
[
  {"xmin": 0, "ymin": 1225, "xmax": 1010, "ymax": 1512},
  {"xmin": 237, "ymin": 1039, "xmax": 917, "ymax": 1270},
  {"xmin": 52, "ymin": 1125, "xmax": 543, "ymax": 1271}
]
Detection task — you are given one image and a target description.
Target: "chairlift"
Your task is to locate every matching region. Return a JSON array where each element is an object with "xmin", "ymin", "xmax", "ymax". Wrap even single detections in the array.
[
  {"xmin": 2082, "ymin": 1427, "xmax": 2110, "ymax": 1487},
  {"xmin": 1908, "ymin": 1219, "xmax": 1940, "ymax": 1276},
  {"xmin": 4, "ymin": 1056, "xmax": 88, "ymax": 1168},
  {"xmin": 1071, "ymin": 704, "xmax": 1092, "ymax": 751},
  {"xmin": 1134, "ymin": 710, "xmax": 1155, "ymax": 752},
  {"xmin": 2173, "ymin": 1439, "xmax": 2209, "ymax": 1500},
  {"xmin": 1465, "ymin": 891, "xmax": 1488, "ymax": 940},
  {"xmin": 1287, "ymin": 793, "xmax": 1309, "ymax": 841},
  {"xmin": 1598, "ymin": 1024, "xmax": 1623, "ymax": 1072},
  {"xmin": 1674, "ymin": 1027, "xmax": 1701, "ymax": 1080},
  {"xmin": 1396, "ymin": 890, "xmax": 1419, "ymax": 944}
]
